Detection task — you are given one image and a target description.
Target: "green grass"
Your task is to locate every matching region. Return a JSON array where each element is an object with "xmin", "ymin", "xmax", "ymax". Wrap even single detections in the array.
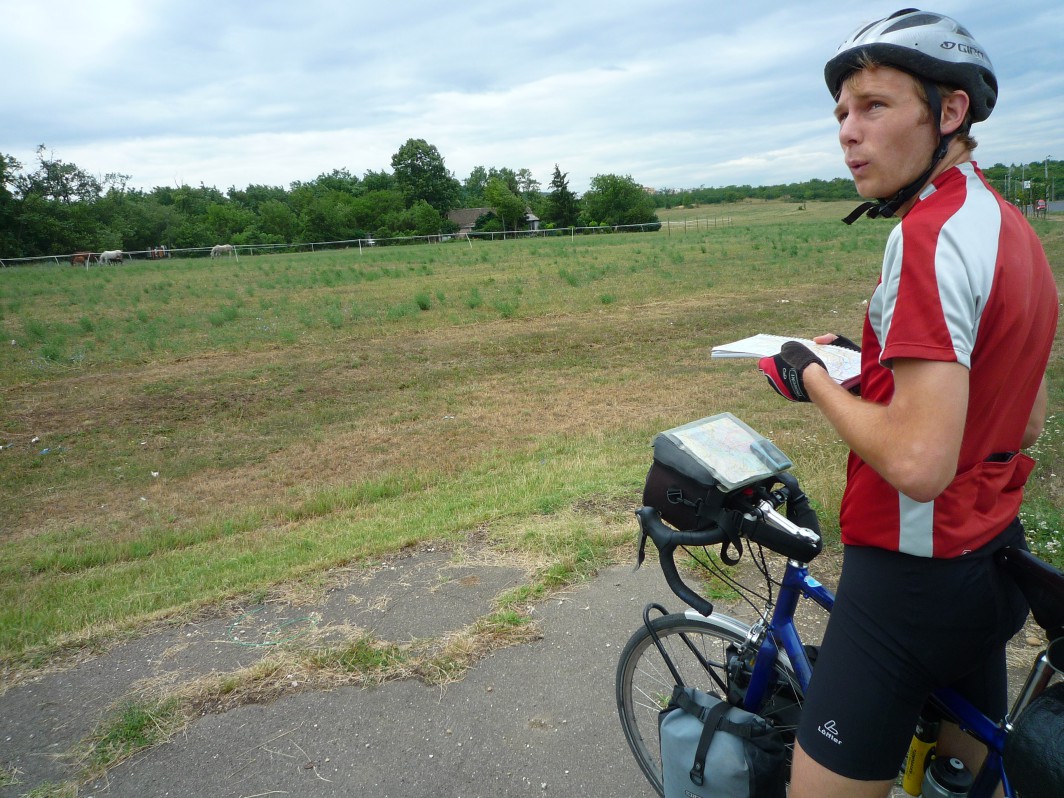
[
  {"xmin": 309, "ymin": 636, "xmax": 409, "ymax": 675},
  {"xmin": 81, "ymin": 698, "xmax": 183, "ymax": 775},
  {"xmin": 1, "ymin": 199, "xmax": 1061, "ymax": 669}
]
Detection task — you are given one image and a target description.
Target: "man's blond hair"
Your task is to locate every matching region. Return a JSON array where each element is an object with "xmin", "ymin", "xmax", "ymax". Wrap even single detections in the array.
[{"xmin": 843, "ymin": 54, "xmax": 978, "ymax": 152}]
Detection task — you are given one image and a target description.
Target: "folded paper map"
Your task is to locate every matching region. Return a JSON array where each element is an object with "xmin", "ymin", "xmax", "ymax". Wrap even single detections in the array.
[{"xmin": 712, "ymin": 333, "xmax": 861, "ymax": 389}]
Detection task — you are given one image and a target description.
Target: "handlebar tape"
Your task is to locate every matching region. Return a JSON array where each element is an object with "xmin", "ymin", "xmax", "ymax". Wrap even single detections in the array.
[
  {"xmin": 635, "ymin": 507, "xmax": 720, "ymax": 617},
  {"xmin": 777, "ymin": 471, "xmax": 821, "ymax": 535}
]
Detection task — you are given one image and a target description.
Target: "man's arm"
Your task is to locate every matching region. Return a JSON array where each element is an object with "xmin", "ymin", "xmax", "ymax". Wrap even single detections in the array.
[
  {"xmin": 803, "ymin": 358, "xmax": 969, "ymax": 503},
  {"xmin": 1023, "ymin": 376, "xmax": 1048, "ymax": 449}
]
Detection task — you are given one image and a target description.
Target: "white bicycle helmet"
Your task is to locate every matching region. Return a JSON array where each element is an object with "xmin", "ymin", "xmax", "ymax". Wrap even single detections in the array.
[
  {"xmin": 825, "ymin": 8, "xmax": 997, "ymax": 121},
  {"xmin": 826, "ymin": 9, "xmax": 998, "ymax": 223}
]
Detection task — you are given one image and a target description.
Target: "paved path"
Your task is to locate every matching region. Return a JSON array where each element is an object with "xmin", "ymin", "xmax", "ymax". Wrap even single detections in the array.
[
  {"xmin": 2, "ymin": 549, "xmax": 678, "ymax": 797},
  {"xmin": 0, "ymin": 547, "xmax": 1043, "ymax": 797}
]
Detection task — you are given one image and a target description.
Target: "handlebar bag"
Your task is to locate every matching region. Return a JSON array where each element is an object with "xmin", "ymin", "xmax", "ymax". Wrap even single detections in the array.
[
  {"xmin": 1004, "ymin": 681, "xmax": 1064, "ymax": 798},
  {"xmin": 643, "ymin": 414, "xmax": 791, "ymax": 532},
  {"xmin": 643, "ymin": 435, "xmax": 725, "ymax": 531},
  {"xmin": 659, "ymin": 685, "xmax": 786, "ymax": 798}
]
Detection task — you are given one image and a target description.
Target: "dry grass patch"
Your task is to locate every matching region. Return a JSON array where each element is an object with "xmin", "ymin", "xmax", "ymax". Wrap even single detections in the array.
[{"xmin": 4, "ymin": 210, "xmax": 1061, "ymax": 670}]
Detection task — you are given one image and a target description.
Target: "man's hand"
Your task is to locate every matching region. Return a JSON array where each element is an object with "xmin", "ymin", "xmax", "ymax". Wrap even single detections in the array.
[
  {"xmin": 826, "ymin": 334, "xmax": 860, "ymax": 352},
  {"xmin": 758, "ymin": 342, "xmax": 827, "ymax": 402}
]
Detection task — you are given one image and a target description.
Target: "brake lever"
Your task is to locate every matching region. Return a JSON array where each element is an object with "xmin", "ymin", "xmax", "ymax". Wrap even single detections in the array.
[{"xmin": 634, "ymin": 526, "xmax": 648, "ymax": 571}]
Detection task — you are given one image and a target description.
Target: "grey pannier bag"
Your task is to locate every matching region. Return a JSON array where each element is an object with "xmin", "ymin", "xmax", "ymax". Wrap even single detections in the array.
[{"xmin": 659, "ymin": 685, "xmax": 786, "ymax": 798}]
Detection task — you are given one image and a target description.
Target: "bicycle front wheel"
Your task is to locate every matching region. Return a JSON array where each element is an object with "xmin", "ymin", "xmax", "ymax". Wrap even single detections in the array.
[{"xmin": 615, "ymin": 612, "xmax": 803, "ymax": 796}]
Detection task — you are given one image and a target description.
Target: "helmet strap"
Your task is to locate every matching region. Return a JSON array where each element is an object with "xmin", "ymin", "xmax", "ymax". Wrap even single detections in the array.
[{"xmin": 842, "ymin": 78, "xmax": 953, "ymax": 225}]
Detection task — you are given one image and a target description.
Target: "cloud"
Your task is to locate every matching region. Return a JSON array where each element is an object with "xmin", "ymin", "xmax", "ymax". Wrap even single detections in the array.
[{"xmin": 3, "ymin": 1, "xmax": 1061, "ymax": 194}]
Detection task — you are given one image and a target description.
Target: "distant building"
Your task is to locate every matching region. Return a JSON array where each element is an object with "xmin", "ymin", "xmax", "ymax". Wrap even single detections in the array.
[
  {"xmin": 446, "ymin": 207, "xmax": 492, "ymax": 238},
  {"xmin": 447, "ymin": 206, "xmax": 541, "ymax": 237}
]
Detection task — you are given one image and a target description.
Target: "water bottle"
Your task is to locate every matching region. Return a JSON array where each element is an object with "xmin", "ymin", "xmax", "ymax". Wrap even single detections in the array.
[
  {"xmin": 901, "ymin": 706, "xmax": 940, "ymax": 795},
  {"xmin": 921, "ymin": 756, "xmax": 973, "ymax": 798}
]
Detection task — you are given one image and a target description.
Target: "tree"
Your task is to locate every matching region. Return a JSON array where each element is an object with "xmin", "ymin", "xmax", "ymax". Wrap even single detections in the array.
[
  {"xmin": 351, "ymin": 189, "xmax": 405, "ymax": 234},
  {"xmin": 228, "ymin": 184, "xmax": 290, "ymax": 211},
  {"xmin": 0, "ymin": 152, "xmax": 22, "ymax": 255},
  {"xmin": 462, "ymin": 165, "xmax": 489, "ymax": 206},
  {"xmin": 390, "ymin": 138, "xmax": 460, "ymax": 214},
  {"xmin": 205, "ymin": 202, "xmax": 255, "ymax": 242},
  {"xmin": 258, "ymin": 199, "xmax": 299, "ymax": 242},
  {"xmin": 516, "ymin": 168, "xmax": 541, "ymax": 203},
  {"xmin": 16, "ymin": 145, "xmax": 101, "ymax": 204},
  {"xmin": 298, "ymin": 190, "xmax": 360, "ymax": 243},
  {"xmin": 484, "ymin": 177, "xmax": 527, "ymax": 232},
  {"xmin": 487, "ymin": 167, "xmax": 519, "ymax": 194},
  {"xmin": 0, "ymin": 153, "xmax": 19, "ymax": 200},
  {"xmin": 411, "ymin": 200, "xmax": 444, "ymax": 236},
  {"xmin": 11, "ymin": 148, "xmax": 106, "ymax": 253},
  {"xmin": 310, "ymin": 168, "xmax": 362, "ymax": 196},
  {"xmin": 361, "ymin": 169, "xmax": 396, "ymax": 193},
  {"xmin": 544, "ymin": 164, "xmax": 579, "ymax": 228},
  {"xmin": 580, "ymin": 173, "xmax": 658, "ymax": 227}
]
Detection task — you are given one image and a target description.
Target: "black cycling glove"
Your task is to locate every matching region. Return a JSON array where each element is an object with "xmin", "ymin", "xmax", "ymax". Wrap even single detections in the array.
[
  {"xmin": 829, "ymin": 335, "xmax": 861, "ymax": 352},
  {"xmin": 758, "ymin": 342, "xmax": 827, "ymax": 402}
]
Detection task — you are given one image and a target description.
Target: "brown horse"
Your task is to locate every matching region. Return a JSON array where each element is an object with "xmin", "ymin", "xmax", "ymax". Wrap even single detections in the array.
[{"xmin": 70, "ymin": 251, "xmax": 96, "ymax": 267}]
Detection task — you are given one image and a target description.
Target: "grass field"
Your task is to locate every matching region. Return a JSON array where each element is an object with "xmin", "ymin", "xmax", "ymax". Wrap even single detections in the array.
[{"xmin": 2, "ymin": 199, "xmax": 1062, "ymax": 673}]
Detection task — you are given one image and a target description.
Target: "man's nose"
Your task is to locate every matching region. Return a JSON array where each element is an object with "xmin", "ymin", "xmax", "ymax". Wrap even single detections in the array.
[{"xmin": 838, "ymin": 114, "xmax": 860, "ymax": 146}]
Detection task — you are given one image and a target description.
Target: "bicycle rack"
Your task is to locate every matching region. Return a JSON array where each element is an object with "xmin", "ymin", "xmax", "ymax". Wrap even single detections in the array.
[{"xmin": 642, "ymin": 602, "xmax": 730, "ymax": 696}]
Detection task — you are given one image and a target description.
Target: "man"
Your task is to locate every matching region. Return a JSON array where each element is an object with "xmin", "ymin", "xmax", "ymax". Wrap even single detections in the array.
[{"xmin": 758, "ymin": 10, "xmax": 1057, "ymax": 798}]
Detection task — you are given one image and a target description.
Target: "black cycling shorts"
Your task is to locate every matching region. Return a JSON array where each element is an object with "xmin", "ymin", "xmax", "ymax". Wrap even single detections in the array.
[{"xmin": 795, "ymin": 518, "xmax": 1029, "ymax": 781}]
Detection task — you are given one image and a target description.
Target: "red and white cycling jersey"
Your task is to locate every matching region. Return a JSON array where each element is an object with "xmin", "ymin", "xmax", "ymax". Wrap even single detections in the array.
[{"xmin": 840, "ymin": 162, "xmax": 1058, "ymax": 557}]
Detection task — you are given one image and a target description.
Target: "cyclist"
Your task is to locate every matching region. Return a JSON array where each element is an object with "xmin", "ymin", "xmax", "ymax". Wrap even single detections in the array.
[{"xmin": 758, "ymin": 9, "xmax": 1058, "ymax": 798}]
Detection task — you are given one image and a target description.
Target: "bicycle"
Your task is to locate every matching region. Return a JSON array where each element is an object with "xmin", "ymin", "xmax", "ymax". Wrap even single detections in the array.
[{"xmin": 616, "ymin": 419, "xmax": 1064, "ymax": 797}]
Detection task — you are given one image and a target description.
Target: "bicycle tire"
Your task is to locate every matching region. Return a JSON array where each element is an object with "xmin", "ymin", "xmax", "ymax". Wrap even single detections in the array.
[{"xmin": 616, "ymin": 612, "xmax": 804, "ymax": 796}]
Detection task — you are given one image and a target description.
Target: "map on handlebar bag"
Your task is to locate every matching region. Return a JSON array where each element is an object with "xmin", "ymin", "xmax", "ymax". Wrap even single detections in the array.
[
  {"xmin": 658, "ymin": 413, "xmax": 793, "ymax": 491},
  {"xmin": 712, "ymin": 333, "xmax": 861, "ymax": 390}
]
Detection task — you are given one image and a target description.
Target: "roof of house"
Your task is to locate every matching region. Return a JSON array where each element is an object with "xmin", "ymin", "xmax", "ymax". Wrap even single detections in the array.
[{"xmin": 447, "ymin": 207, "xmax": 493, "ymax": 229}]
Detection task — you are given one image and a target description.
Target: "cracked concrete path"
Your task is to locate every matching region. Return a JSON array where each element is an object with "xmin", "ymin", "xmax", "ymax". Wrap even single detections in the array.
[
  {"xmin": 1, "ymin": 545, "xmax": 540, "ymax": 796},
  {"xmin": 1, "ymin": 546, "xmax": 1044, "ymax": 798}
]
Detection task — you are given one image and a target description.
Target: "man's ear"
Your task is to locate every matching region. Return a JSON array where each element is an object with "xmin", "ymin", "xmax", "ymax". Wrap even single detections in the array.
[{"xmin": 940, "ymin": 90, "xmax": 971, "ymax": 136}]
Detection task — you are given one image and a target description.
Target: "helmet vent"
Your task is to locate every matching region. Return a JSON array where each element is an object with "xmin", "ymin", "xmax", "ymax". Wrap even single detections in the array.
[{"xmin": 883, "ymin": 13, "xmax": 942, "ymax": 34}]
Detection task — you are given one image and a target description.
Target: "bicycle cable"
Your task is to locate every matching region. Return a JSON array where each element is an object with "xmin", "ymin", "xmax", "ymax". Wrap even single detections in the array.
[{"xmin": 680, "ymin": 542, "xmax": 777, "ymax": 620}]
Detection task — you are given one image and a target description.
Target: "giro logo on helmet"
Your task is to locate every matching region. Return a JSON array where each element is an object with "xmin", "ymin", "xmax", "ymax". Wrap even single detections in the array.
[{"xmin": 941, "ymin": 40, "xmax": 988, "ymax": 61}]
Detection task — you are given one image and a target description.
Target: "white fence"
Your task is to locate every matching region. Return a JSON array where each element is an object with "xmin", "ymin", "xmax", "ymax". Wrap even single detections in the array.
[{"xmin": 0, "ymin": 218, "xmax": 731, "ymax": 268}]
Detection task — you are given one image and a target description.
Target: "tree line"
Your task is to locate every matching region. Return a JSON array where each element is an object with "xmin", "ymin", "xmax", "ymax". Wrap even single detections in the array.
[{"xmin": 1, "ymin": 139, "xmax": 1057, "ymax": 260}]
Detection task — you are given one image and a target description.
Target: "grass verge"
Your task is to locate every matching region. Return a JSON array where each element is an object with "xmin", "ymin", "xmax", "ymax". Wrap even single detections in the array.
[{"xmin": 2, "ymin": 200, "xmax": 1061, "ymax": 674}]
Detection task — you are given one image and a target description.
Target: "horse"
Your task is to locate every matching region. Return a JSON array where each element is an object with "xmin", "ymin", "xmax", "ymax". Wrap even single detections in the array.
[
  {"xmin": 70, "ymin": 251, "xmax": 96, "ymax": 268},
  {"xmin": 99, "ymin": 250, "xmax": 124, "ymax": 265},
  {"xmin": 210, "ymin": 244, "xmax": 236, "ymax": 259}
]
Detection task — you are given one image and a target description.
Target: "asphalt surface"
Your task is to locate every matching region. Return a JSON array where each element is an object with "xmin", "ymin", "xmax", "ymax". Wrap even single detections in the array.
[
  {"xmin": 0, "ymin": 544, "xmax": 1043, "ymax": 797},
  {"xmin": 1, "ymin": 546, "xmax": 686, "ymax": 797}
]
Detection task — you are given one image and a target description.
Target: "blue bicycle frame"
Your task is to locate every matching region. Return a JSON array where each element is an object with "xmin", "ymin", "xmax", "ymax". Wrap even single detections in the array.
[{"xmin": 740, "ymin": 559, "xmax": 1015, "ymax": 796}]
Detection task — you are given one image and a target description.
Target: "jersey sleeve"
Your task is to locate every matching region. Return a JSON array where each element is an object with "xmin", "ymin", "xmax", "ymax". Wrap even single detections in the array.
[{"xmin": 875, "ymin": 197, "xmax": 996, "ymax": 369}]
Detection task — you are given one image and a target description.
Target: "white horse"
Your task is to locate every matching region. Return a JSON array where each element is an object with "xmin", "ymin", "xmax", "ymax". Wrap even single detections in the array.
[
  {"xmin": 210, "ymin": 244, "xmax": 237, "ymax": 259},
  {"xmin": 99, "ymin": 250, "xmax": 124, "ymax": 265}
]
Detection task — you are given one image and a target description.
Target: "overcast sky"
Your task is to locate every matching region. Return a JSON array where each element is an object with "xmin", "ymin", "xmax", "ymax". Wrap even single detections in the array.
[{"xmin": 5, "ymin": 1, "xmax": 1062, "ymax": 195}]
